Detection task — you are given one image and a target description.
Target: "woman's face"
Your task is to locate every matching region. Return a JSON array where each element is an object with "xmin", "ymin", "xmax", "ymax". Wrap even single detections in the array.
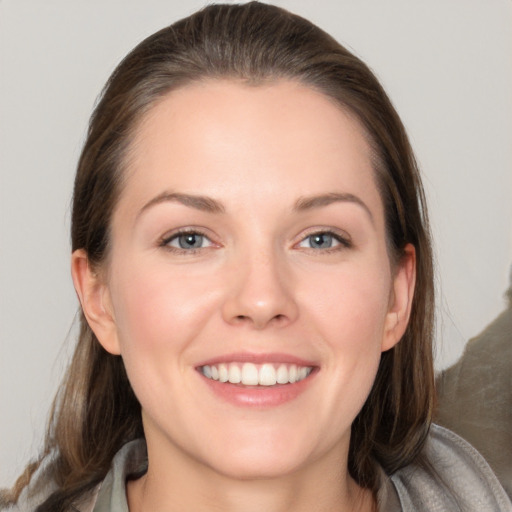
[{"xmin": 77, "ymin": 80, "xmax": 414, "ymax": 480}]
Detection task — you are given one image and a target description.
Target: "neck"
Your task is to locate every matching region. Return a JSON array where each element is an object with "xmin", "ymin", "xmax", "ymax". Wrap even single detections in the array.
[{"xmin": 127, "ymin": 439, "xmax": 374, "ymax": 512}]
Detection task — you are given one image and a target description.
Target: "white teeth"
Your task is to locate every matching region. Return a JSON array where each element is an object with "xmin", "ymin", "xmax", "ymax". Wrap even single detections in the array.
[
  {"xmin": 218, "ymin": 363, "xmax": 229, "ymax": 383},
  {"xmin": 201, "ymin": 362, "xmax": 312, "ymax": 386},
  {"xmin": 241, "ymin": 363, "xmax": 259, "ymax": 385},
  {"xmin": 298, "ymin": 366, "xmax": 308, "ymax": 380},
  {"xmin": 276, "ymin": 364, "xmax": 288, "ymax": 384},
  {"xmin": 259, "ymin": 364, "xmax": 277, "ymax": 386},
  {"xmin": 228, "ymin": 365, "xmax": 241, "ymax": 384}
]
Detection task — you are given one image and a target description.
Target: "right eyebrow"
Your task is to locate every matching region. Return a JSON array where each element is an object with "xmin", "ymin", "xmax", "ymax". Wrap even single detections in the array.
[
  {"xmin": 137, "ymin": 191, "xmax": 226, "ymax": 220},
  {"xmin": 294, "ymin": 192, "xmax": 374, "ymax": 224}
]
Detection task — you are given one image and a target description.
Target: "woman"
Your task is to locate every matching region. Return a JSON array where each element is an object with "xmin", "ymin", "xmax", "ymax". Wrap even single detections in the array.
[{"xmin": 2, "ymin": 3, "xmax": 510, "ymax": 511}]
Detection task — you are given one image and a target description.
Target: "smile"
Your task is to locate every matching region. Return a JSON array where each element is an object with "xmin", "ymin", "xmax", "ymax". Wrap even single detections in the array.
[{"xmin": 199, "ymin": 362, "xmax": 313, "ymax": 386}]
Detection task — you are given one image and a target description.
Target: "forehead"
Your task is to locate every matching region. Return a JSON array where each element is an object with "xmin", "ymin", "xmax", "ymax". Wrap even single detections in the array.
[{"xmin": 119, "ymin": 79, "xmax": 383, "ymax": 220}]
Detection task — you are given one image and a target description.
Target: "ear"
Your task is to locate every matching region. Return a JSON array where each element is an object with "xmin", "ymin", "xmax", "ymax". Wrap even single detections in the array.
[
  {"xmin": 381, "ymin": 243, "xmax": 416, "ymax": 352},
  {"xmin": 71, "ymin": 249, "xmax": 121, "ymax": 355}
]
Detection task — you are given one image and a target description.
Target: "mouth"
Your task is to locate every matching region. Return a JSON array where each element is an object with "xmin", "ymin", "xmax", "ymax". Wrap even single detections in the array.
[
  {"xmin": 199, "ymin": 362, "xmax": 314, "ymax": 386},
  {"xmin": 196, "ymin": 353, "xmax": 318, "ymax": 407}
]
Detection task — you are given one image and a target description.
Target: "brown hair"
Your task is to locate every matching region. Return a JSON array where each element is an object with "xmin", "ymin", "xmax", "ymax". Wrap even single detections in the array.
[{"xmin": 2, "ymin": 3, "xmax": 434, "ymax": 510}]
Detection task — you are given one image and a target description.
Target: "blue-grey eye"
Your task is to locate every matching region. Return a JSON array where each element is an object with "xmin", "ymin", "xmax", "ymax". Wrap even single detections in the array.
[
  {"xmin": 309, "ymin": 233, "xmax": 334, "ymax": 248},
  {"xmin": 165, "ymin": 232, "xmax": 212, "ymax": 250},
  {"xmin": 178, "ymin": 233, "xmax": 204, "ymax": 249},
  {"xmin": 299, "ymin": 232, "xmax": 343, "ymax": 249}
]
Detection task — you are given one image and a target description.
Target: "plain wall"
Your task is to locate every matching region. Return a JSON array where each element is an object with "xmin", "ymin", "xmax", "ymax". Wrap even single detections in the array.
[{"xmin": 1, "ymin": 0, "xmax": 511, "ymax": 488}]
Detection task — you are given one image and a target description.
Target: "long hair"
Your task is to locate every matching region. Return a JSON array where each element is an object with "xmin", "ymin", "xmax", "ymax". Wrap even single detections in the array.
[{"xmin": 2, "ymin": 3, "xmax": 435, "ymax": 510}]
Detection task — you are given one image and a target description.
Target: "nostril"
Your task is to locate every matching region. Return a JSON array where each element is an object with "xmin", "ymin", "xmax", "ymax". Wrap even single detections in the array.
[{"xmin": 233, "ymin": 313, "xmax": 286, "ymax": 326}]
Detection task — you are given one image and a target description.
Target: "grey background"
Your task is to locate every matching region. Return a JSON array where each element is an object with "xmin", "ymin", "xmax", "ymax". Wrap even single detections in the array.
[{"xmin": 1, "ymin": 0, "xmax": 511, "ymax": 487}]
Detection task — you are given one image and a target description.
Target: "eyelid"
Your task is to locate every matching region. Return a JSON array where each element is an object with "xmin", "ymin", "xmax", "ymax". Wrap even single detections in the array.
[
  {"xmin": 157, "ymin": 226, "xmax": 352, "ymax": 253},
  {"xmin": 294, "ymin": 227, "xmax": 353, "ymax": 250},
  {"xmin": 159, "ymin": 227, "xmax": 219, "ymax": 252}
]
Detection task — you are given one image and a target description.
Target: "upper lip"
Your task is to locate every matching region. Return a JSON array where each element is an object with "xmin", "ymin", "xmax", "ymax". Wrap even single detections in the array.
[{"xmin": 196, "ymin": 352, "xmax": 318, "ymax": 368}]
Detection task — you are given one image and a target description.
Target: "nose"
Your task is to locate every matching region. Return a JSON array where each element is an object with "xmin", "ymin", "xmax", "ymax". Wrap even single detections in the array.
[{"xmin": 221, "ymin": 248, "xmax": 299, "ymax": 330}]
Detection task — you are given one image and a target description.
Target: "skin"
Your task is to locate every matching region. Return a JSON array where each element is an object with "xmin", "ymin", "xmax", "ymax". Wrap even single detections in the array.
[{"xmin": 72, "ymin": 80, "xmax": 415, "ymax": 512}]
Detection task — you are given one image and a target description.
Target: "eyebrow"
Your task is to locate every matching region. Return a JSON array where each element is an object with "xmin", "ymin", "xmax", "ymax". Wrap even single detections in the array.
[
  {"xmin": 294, "ymin": 192, "xmax": 374, "ymax": 222},
  {"xmin": 138, "ymin": 191, "xmax": 226, "ymax": 218},
  {"xmin": 137, "ymin": 191, "xmax": 372, "ymax": 222}
]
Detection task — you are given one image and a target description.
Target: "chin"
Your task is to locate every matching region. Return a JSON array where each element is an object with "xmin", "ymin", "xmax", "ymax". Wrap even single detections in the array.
[
  {"xmin": 206, "ymin": 452, "xmax": 308, "ymax": 481},
  {"xmin": 196, "ymin": 428, "xmax": 323, "ymax": 481}
]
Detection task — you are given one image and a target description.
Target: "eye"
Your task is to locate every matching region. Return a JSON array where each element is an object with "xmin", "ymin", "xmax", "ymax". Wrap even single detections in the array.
[
  {"xmin": 161, "ymin": 231, "xmax": 213, "ymax": 251},
  {"xmin": 298, "ymin": 231, "xmax": 351, "ymax": 250}
]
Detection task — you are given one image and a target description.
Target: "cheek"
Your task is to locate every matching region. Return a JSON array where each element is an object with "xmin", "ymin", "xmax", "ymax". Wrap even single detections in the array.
[
  {"xmin": 303, "ymin": 260, "xmax": 391, "ymax": 391},
  {"xmin": 303, "ymin": 260, "xmax": 391, "ymax": 347},
  {"xmin": 106, "ymin": 260, "xmax": 225, "ymax": 424},
  {"xmin": 109, "ymin": 260, "xmax": 219, "ymax": 357},
  {"xmin": 281, "ymin": 261, "xmax": 392, "ymax": 448}
]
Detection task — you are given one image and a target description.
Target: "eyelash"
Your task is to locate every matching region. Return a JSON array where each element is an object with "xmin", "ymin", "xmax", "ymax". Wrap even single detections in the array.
[
  {"xmin": 296, "ymin": 229, "xmax": 353, "ymax": 252},
  {"xmin": 158, "ymin": 228, "xmax": 352, "ymax": 255},
  {"xmin": 159, "ymin": 229, "xmax": 214, "ymax": 254}
]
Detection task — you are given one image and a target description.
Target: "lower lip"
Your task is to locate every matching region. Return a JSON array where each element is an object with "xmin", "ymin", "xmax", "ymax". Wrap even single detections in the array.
[{"xmin": 199, "ymin": 371, "xmax": 317, "ymax": 407}]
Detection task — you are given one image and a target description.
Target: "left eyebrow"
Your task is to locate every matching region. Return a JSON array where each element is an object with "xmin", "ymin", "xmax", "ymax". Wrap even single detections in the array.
[
  {"xmin": 294, "ymin": 193, "xmax": 374, "ymax": 223},
  {"xmin": 137, "ymin": 191, "xmax": 226, "ymax": 220}
]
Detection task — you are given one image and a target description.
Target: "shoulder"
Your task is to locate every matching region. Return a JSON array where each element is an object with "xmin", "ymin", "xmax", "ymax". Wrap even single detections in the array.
[
  {"xmin": 0, "ymin": 453, "xmax": 59, "ymax": 511},
  {"xmin": 1, "ymin": 447, "xmax": 102, "ymax": 512},
  {"xmin": 7, "ymin": 440, "xmax": 146, "ymax": 512},
  {"xmin": 88, "ymin": 439, "xmax": 146, "ymax": 512},
  {"xmin": 389, "ymin": 424, "xmax": 512, "ymax": 511}
]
